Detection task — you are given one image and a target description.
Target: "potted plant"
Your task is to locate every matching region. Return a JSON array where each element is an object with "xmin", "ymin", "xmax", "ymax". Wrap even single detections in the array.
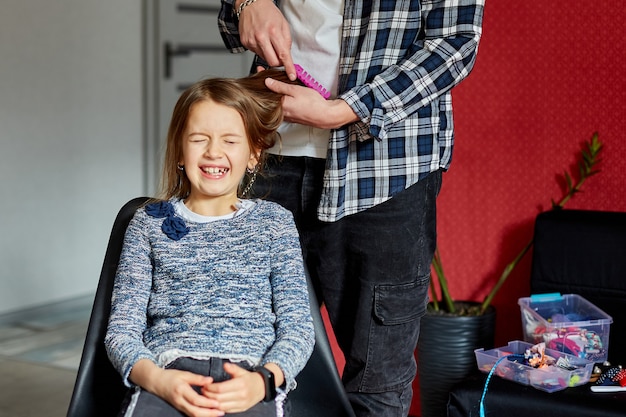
[{"xmin": 417, "ymin": 133, "xmax": 603, "ymax": 417}]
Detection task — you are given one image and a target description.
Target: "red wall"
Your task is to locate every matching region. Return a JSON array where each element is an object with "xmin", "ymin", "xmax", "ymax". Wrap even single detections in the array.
[
  {"xmin": 437, "ymin": 0, "xmax": 625, "ymax": 347},
  {"xmin": 327, "ymin": 2, "xmax": 626, "ymax": 416},
  {"xmin": 410, "ymin": 2, "xmax": 626, "ymax": 415}
]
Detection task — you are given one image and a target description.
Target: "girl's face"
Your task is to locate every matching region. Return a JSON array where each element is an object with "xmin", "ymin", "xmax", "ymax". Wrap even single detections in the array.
[{"xmin": 180, "ymin": 99, "xmax": 258, "ymax": 215}]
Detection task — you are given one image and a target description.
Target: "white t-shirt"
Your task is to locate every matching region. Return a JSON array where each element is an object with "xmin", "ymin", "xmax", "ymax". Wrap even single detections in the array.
[
  {"xmin": 269, "ymin": 0, "xmax": 344, "ymax": 158},
  {"xmin": 174, "ymin": 199, "xmax": 254, "ymax": 222}
]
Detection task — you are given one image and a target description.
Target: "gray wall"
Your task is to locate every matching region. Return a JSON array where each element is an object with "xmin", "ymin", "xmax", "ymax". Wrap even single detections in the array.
[{"xmin": 0, "ymin": 1, "xmax": 144, "ymax": 314}]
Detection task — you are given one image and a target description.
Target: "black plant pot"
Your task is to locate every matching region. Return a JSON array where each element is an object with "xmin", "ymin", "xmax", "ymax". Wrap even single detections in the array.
[{"xmin": 417, "ymin": 302, "xmax": 496, "ymax": 417}]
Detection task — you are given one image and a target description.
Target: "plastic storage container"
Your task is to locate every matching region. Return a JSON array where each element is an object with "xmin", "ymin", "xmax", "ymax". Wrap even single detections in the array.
[
  {"xmin": 518, "ymin": 293, "xmax": 612, "ymax": 362},
  {"xmin": 475, "ymin": 340, "xmax": 594, "ymax": 393}
]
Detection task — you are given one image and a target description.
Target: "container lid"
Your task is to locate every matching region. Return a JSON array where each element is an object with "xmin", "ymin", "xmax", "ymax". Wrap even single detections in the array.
[{"xmin": 518, "ymin": 293, "xmax": 613, "ymax": 324}]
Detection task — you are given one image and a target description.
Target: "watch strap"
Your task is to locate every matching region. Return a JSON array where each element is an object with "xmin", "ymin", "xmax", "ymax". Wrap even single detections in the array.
[{"xmin": 253, "ymin": 365, "xmax": 276, "ymax": 402}]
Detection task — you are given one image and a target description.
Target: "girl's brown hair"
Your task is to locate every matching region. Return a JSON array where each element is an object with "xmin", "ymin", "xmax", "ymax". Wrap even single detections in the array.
[{"xmin": 159, "ymin": 70, "xmax": 298, "ymax": 200}]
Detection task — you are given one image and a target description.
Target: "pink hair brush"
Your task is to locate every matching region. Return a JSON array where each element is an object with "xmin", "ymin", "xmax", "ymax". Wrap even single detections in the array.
[{"xmin": 294, "ymin": 64, "xmax": 331, "ymax": 99}]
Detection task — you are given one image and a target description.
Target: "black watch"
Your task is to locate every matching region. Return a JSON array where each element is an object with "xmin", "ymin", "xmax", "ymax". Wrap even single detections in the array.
[{"xmin": 253, "ymin": 365, "xmax": 277, "ymax": 402}]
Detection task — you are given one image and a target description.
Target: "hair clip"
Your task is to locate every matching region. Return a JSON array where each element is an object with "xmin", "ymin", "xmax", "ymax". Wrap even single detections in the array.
[
  {"xmin": 547, "ymin": 336, "xmax": 583, "ymax": 358},
  {"xmin": 294, "ymin": 64, "xmax": 331, "ymax": 99}
]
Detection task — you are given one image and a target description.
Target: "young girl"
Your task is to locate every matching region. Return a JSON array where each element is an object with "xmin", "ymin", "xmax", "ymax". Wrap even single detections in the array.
[{"xmin": 105, "ymin": 70, "xmax": 315, "ymax": 417}]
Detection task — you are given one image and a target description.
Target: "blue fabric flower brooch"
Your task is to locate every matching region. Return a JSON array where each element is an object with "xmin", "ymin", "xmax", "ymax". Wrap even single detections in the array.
[{"xmin": 145, "ymin": 201, "xmax": 190, "ymax": 241}]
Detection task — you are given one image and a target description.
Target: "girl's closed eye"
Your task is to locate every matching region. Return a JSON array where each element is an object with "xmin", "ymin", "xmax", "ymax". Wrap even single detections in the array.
[
  {"xmin": 188, "ymin": 134, "xmax": 208, "ymax": 143},
  {"xmin": 221, "ymin": 134, "xmax": 243, "ymax": 145}
]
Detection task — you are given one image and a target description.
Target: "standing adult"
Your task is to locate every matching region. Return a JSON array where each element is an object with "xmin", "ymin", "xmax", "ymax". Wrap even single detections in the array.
[{"xmin": 218, "ymin": 1, "xmax": 485, "ymax": 416}]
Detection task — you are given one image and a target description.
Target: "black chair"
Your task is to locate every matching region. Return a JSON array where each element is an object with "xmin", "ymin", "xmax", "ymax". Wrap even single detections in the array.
[
  {"xmin": 447, "ymin": 209, "xmax": 626, "ymax": 417},
  {"xmin": 66, "ymin": 197, "xmax": 355, "ymax": 417}
]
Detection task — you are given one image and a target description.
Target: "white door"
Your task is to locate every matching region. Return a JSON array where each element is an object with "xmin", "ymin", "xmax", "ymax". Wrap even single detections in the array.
[{"xmin": 145, "ymin": 0, "xmax": 253, "ymax": 194}]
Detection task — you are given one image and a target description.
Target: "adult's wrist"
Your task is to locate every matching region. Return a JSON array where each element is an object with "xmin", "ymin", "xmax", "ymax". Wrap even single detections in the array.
[
  {"xmin": 327, "ymin": 99, "xmax": 359, "ymax": 129},
  {"xmin": 235, "ymin": 0, "xmax": 259, "ymax": 19}
]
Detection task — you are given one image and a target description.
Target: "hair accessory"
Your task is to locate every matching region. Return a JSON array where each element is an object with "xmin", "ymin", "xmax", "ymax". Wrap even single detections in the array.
[
  {"xmin": 479, "ymin": 354, "xmax": 525, "ymax": 417},
  {"xmin": 595, "ymin": 365, "xmax": 626, "ymax": 386},
  {"xmin": 591, "ymin": 366, "xmax": 626, "ymax": 391},
  {"xmin": 294, "ymin": 64, "xmax": 331, "ymax": 99},
  {"xmin": 548, "ymin": 337, "xmax": 580, "ymax": 357}
]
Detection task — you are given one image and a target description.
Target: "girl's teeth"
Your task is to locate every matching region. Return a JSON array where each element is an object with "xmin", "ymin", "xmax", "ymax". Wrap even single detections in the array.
[{"xmin": 202, "ymin": 167, "xmax": 228, "ymax": 174}]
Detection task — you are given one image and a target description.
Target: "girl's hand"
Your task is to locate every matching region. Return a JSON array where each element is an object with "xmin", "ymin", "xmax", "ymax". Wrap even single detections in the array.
[
  {"xmin": 130, "ymin": 359, "xmax": 224, "ymax": 417},
  {"xmin": 201, "ymin": 362, "xmax": 266, "ymax": 413}
]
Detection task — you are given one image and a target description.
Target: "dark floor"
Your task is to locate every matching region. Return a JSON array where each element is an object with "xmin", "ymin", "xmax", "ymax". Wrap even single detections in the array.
[{"xmin": 0, "ymin": 295, "xmax": 92, "ymax": 417}]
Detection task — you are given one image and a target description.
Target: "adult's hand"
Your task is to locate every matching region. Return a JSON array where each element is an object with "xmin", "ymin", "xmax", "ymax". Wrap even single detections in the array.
[
  {"xmin": 265, "ymin": 78, "xmax": 359, "ymax": 129},
  {"xmin": 236, "ymin": 0, "xmax": 296, "ymax": 80}
]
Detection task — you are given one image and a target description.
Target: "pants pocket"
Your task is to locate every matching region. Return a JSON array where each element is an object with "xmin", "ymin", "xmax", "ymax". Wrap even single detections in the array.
[{"xmin": 360, "ymin": 275, "xmax": 429, "ymax": 392}]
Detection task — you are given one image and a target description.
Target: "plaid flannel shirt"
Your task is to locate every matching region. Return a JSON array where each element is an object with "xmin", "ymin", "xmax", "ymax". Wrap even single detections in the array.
[{"xmin": 219, "ymin": 0, "xmax": 485, "ymax": 222}]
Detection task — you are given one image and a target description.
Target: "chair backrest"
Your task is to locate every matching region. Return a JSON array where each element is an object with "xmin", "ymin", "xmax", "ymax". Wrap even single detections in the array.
[
  {"xmin": 530, "ymin": 209, "xmax": 626, "ymax": 364},
  {"xmin": 66, "ymin": 197, "xmax": 147, "ymax": 417},
  {"xmin": 289, "ymin": 278, "xmax": 355, "ymax": 417},
  {"xmin": 67, "ymin": 197, "xmax": 354, "ymax": 417}
]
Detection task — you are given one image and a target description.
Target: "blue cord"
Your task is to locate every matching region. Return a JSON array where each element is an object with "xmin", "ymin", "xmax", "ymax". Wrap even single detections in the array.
[{"xmin": 479, "ymin": 354, "xmax": 525, "ymax": 417}]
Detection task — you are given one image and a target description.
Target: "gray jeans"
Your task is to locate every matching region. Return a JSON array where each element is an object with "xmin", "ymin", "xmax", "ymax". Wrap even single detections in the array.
[{"xmin": 118, "ymin": 357, "xmax": 277, "ymax": 417}]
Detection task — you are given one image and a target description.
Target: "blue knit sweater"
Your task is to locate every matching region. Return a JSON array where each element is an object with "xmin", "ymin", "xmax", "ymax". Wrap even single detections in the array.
[{"xmin": 105, "ymin": 199, "xmax": 315, "ymax": 392}]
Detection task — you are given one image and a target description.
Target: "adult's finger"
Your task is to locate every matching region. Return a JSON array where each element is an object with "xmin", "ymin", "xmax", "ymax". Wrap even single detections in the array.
[
  {"xmin": 264, "ymin": 77, "xmax": 298, "ymax": 96},
  {"xmin": 237, "ymin": 0, "xmax": 292, "ymax": 71}
]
